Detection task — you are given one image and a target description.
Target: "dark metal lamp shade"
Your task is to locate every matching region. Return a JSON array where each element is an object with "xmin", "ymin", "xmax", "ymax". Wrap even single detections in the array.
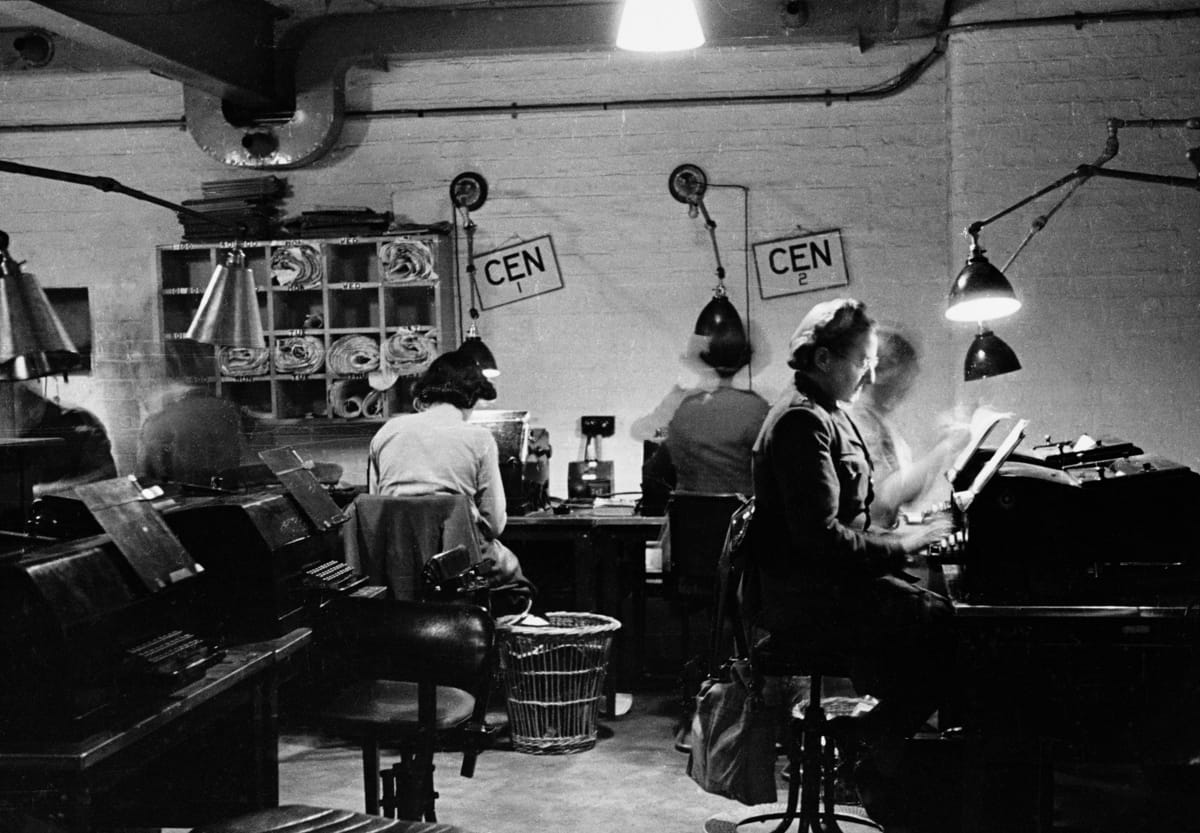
[
  {"xmin": 964, "ymin": 328, "xmax": 1021, "ymax": 381},
  {"xmin": 694, "ymin": 293, "xmax": 751, "ymax": 372},
  {"xmin": 0, "ymin": 239, "xmax": 80, "ymax": 381},
  {"xmin": 459, "ymin": 328, "xmax": 499, "ymax": 378},
  {"xmin": 185, "ymin": 249, "xmax": 265, "ymax": 348},
  {"xmin": 946, "ymin": 244, "xmax": 1022, "ymax": 323}
]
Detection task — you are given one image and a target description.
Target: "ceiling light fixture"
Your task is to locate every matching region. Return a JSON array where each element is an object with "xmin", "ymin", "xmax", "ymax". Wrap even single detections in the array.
[
  {"xmin": 0, "ymin": 159, "xmax": 264, "ymax": 350},
  {"xmin": 450, "ymin": 171, "xmax": 499, "ymax": 379},
  {"xmin": 616, "ymin": 0, "xmax": 705, "ymax": 52}
]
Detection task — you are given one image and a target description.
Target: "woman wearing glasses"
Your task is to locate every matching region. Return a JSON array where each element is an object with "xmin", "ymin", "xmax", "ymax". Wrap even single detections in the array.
[{"xmin": 742, "ymin": 298, "xmax": 954, "ymax": 822}]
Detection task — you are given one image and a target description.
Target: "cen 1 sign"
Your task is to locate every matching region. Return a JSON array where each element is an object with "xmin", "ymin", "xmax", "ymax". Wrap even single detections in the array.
[
  {"xmin": 753, "ymin": 229, "xmax": 848, "ymax": 299},
  {"xmin": 473, "ymin": 234, "xmax": 564, "ymax": 310}
]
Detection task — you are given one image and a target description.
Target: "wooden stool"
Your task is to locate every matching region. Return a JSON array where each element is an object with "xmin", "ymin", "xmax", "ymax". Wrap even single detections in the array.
[{"xmin": 739, "ymin": 649, "xmax": 883, "ymax": 833}]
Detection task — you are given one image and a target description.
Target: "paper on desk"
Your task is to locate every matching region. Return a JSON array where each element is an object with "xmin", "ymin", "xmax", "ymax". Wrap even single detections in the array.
[{"xmin": 946, "ymin": 405, "xmax": 1014, "ymax": 484}]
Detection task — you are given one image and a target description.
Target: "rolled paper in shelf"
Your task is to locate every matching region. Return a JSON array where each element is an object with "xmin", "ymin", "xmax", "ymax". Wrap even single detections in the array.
[
  {"xmin": 218, "ymin": 345, "xmax": 270, "ymax": 377},
  {"xmin": 327, "ymin": 334, "xmax": 380, "ymax": 376},
  {"xmin": 270, "ymin": 242, "xmax": 323, "ymax": 288},
  {"xmin": 378, "ymin": 238, "xmax": 436, "ymax": 284},
  {"xmin": 362, "ymin": 389, "xmax": 384, "ymax": 418},
  {"xmin": 382, "ymin": 325, "xmax": 438, "ymax": 378},
  {"xmin": 328, "ymin": 379, "xmax": 365, "ymax": 418},
  {"xmin": 273, "ymin": 335, "xmax": 325, "ymax": 374}
]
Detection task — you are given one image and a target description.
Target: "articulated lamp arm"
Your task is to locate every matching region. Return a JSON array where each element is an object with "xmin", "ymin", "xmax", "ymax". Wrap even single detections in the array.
[{"xmin": 0, "ymin": 159, "xmax": 244, "ymax": 236}]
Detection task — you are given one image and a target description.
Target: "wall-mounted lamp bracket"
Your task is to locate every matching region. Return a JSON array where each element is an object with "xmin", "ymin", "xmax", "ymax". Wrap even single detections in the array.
[
  {"xmin": 450, "ymin": 171, "xmax": 489, "ymax": 212},
  {"xmin": 669, "ymin": 163, "xmax": 708, "ymax": 205}
]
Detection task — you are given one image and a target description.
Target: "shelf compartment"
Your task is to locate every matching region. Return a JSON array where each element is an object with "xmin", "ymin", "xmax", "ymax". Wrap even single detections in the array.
[
  {"xmin": 272, "ymin": 288, "xmax": 325, "ymax": 330},
  {"xmin": 328, "ymin": 287, "xmax": 379, "ymax": 329},
  {"xmin": 384, "ymin": 285, "xmax": 437, "ymax": 327},
  {"xmin": 274, "ymin": 378, "xmax": 329, "ymax": 419}
]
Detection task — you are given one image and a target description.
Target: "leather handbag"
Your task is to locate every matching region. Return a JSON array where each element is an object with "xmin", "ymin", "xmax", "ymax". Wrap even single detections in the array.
[{"xmin": 686, "ymin": 658, "xmax": 778, "ymax": 806}]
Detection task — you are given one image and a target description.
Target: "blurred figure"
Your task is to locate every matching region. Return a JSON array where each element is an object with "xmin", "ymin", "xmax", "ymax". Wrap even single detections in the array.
[
  {"xmin": 849, "ymin": 327, "xmax": 969, "ymax": 528},
  {"xmin": 642, "ymin": 333, "xmax": 768, "ymax": 500},
  {"xmin": 137, "ymin": 384, "xmax": 251, "ymax": 487},
  {"xmin": 12, "ymin": 381, "xmax": 116, "ymax": 496}
]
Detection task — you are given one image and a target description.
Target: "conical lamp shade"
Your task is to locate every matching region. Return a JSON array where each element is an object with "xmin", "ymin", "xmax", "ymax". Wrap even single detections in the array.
[
  {"xmin": 964, "ymin": 329, "xmax": 1021, "ymax": 381},
  {"xmin": 616, "ymin": 0, "xmax": 704, "ymax": 51},
  {"xmin": 695, "ymin": 293, "xmax": 751, "ymax": 373},
  {"xmin": 0, "ymin": 242, "xmax": 80, "ymax": 381},
  {"xmin": 946, "ymin": 245, "xmax": 1022, "ymax": 323},
  {"xmin": 185, "ymin": 250, "xmax": 265, "ymax": 348},
  {"xmin": 459, "ymin": 333, "xmax": 499, "ymax": 378}
]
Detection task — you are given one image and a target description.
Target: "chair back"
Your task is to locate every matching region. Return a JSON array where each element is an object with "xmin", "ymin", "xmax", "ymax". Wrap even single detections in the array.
[
  {"xmin": 709, "ymin": 496, "xmax": 755, "ymax": 668},
  {"xmin": 342, "ymin": 493, "xmax": 483, "ymax": 600},
  {"xmin": 664, "ymin": 491, "xmax": 747, "ymax": 599},
  {"xmin": 333, "ymin": 595, "xmax": 495, "ymax": 697}
]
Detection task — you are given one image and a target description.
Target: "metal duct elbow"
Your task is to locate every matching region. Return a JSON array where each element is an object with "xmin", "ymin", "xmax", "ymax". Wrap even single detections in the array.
[{"xmin": 183, "ymin": 75, "xmax": 346, "ymax": 169}]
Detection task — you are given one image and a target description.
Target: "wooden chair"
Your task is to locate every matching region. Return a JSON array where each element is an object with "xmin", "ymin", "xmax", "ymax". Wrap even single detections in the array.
[
  {"xmin": 342, "ymin": 494, "xmax": 483, "ymax": 601},
  {"xmin": 316, "ymin": 597, "xmax": 496, "ymax": 821},
  {"xmin": 662, "ymin": 491, "xmax": 747, "ymax": 708}
]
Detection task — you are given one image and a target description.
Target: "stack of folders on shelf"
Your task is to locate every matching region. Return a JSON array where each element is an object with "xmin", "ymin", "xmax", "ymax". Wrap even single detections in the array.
[
  {"xmin": 279, "ymin": 206, "xmax": 394, "ymax": 238},
  {"xmin": 177, "ymin": 176, "xmax": 290, "ymax": 242}
]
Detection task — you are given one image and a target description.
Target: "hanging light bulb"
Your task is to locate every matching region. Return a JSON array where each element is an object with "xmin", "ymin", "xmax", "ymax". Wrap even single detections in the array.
[
  {"xmin": 185, "ymin": 247, "xmax": 265, "ymax": 348},
  {"xmin": 616, "ymin": 0, "xmax": 705, "ymax": 52},
  {"xmin": 0, "ymin": 231, "xmax": 80, "ymax": 381}
]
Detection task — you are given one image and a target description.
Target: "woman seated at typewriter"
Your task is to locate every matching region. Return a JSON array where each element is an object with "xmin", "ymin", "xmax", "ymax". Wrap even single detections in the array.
[
  {"xmin": 742, "ymin": 298, "xmax": 954, "ymax": 813},
  {"xmin": 367, "ymin": 349, "xmax": 532, "ymax": 613}
]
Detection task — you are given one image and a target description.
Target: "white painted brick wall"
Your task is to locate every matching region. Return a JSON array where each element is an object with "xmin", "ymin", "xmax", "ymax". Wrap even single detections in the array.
[{"xmin": 0, "ymin": 4, "xmax": 1196, "ymax": 488}]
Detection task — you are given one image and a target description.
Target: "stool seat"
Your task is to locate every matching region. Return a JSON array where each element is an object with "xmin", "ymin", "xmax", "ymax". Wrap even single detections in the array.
[
  {"xmin": 189, "ymin": 805, "xmax": 471, "ymax": 833},
  {"xmin": 321, "ymin": 680, "xmax": 477, "ymax": 738}
]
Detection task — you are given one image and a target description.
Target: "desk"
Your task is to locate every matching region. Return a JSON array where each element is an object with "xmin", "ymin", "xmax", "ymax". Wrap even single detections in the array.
[
  {"xmin": 0, "ymin": 628, "xmax": 310, "ymax": 833},
  {"xmin": 503, "ymin": 509, "xmax": 665, "ymax": 714},
  {"xmin": 917, "ymin": 558, "xmax": 1200, "ymax": 832}
]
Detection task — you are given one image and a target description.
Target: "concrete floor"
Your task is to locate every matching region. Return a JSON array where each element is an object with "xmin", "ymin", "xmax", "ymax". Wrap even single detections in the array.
[
  {"xmin": 256, "ymin": 685, "xmax": 1200, "ymax": 833},
  {"xmin": 272, "ymin": 689, "xmax": 779, "ymax": 833}
]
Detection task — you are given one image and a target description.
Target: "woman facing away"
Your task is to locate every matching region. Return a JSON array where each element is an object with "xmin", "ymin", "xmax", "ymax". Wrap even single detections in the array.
[{"xmin": 367, "ymin": 349, "xmax": 530, "ymax": 608}]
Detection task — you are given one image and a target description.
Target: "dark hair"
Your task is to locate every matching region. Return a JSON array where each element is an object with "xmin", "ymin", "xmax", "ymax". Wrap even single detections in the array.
[
  {"xmin": 787, "ymin": 299, "xmax": 874, "ymax": 371},
  {"xmin": 701, "ymin": 331, "xmax": 753, "ymax": 378},
  {"xmin": 412, "ymin": 350, "xmax": 497, "ymax": 409}
]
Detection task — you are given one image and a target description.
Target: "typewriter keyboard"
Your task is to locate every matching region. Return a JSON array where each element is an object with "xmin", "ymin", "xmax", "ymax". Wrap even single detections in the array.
[
  {"xmin": 304, "ymin": 559, "xmax": 363, "ymax": 591},
  {"xmin": 125, "ymin": 630, "xmax": 224, "ymax": 685}
]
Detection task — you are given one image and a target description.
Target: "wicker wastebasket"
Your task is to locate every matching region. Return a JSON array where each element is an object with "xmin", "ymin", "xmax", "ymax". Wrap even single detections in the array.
[{"xmin": 498, "ymin": 611, "xmax": 621, "ymax": 754}]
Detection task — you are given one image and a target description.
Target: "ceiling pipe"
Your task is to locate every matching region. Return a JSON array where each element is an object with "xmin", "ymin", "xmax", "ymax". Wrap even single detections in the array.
[
  {"xmin": 12, "ymin": 1, "xmax": 947, "ymax": 169},
  {"xmin": 182, "ymin": 4, "xmax": 627, "ymax": 169}
]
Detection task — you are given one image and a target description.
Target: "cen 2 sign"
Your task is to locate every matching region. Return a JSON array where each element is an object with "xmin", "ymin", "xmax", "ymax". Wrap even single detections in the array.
[
  {"xmin": 473, "ymin": 235, "xmax": 564, "ymax": 310},
  {"xmin": 753, "ymin": 229, "xmax": 848, "ymax": 299}
]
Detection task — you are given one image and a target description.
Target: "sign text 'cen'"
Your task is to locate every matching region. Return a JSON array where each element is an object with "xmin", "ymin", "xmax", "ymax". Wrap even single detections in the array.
[
  {"xmin": 473, "ymin": 235, "xmax": 563, "ymax": 310},
  {"xmin": 753, "ymin": 229, "xmax": 848, "ymax": 299}
]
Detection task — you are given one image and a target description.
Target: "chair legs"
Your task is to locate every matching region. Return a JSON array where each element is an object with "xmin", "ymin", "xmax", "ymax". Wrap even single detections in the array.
[
  {"xmin": 381, "ymin": 755, "xmax": 438, "ymax": 822},
  {"xmin": 737, "ymin": 675, "xmax": 882, "ymax": 833},
  {"xmin": 360, "ymin": 740, "xmax": 437, "ymax": 822}
]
